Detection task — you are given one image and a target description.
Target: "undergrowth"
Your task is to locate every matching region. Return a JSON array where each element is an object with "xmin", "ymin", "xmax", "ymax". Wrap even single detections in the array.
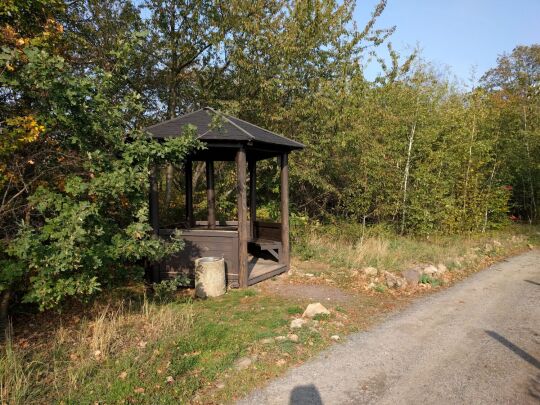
[{"xmin": 292, "ymin": 222, "xmax": 539, "ymax": 287}]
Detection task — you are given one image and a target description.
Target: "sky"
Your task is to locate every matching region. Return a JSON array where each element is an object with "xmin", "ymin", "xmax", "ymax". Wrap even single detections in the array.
[{"xmin": 354, "ymin": 0, "xmax": 540, "ymax": 84}]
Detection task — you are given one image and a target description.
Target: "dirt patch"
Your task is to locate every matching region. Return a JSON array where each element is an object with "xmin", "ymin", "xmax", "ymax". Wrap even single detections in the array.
[{"xmin": 259, "ymin": 275, "xmax": 354, "ymax": 304}]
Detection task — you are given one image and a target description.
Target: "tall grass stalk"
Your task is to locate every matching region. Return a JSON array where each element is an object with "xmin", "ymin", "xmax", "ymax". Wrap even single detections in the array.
[{"xmin": 0, "ymin": 324, "xmax": 35, "ymax": 405}]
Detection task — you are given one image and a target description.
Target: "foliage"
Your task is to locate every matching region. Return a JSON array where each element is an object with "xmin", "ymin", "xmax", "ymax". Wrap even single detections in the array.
[
  {"xmin": 0, "ymin": 1, "xmax": 201, "ymax": 312},
  {"xmin": 1, "ymin": 0, "xmax": 539, "ymax": 314},
  {"xmin": 419, "ymin": 274, "xmax": 442, "ymax": 287},
  {"xmin": 152, "ymin": 275, "xmax": 191, "ymax": 302}
]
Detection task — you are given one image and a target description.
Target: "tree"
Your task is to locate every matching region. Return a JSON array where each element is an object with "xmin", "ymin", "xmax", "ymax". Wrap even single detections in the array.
[
  {"xmin": 0, "ymin": 0, "xmax": 201, "ymax": 328},
  {"xmin": 481, "ymin": 45, "xmax": 540, "ymax": 223}
]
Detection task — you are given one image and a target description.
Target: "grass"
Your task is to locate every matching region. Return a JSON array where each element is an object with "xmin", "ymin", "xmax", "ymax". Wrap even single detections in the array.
[
  {"xmin": 1, "ymin": 223, "xmax": 538, "ymax": 404},
  {"xmin": 0, "ymin": 288, "xmax": 346, "ymax": 404},
  {"xmin": 419, "ymin": 274, "xmax": 443, "ymax": 287},
  {"xmin": 292, "ymin": 223, "xmax": 540, "ymax": 288}
]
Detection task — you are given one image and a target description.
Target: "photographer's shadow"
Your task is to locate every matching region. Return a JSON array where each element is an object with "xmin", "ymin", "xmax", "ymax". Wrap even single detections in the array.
[{"xmin": 289, "ymin": 384, "xmax": 323, "ymax": 405}]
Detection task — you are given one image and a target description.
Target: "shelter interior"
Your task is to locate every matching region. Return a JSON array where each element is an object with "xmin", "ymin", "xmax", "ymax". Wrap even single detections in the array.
[{"xmin": 146, "ymin": 107, "xmax": 304, "ymax": 287}]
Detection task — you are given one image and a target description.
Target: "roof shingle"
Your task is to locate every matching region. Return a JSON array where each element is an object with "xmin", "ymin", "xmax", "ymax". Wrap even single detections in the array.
[{"xmin": 145, "ymin": 107, "xmax": 304, "ymax": 149}]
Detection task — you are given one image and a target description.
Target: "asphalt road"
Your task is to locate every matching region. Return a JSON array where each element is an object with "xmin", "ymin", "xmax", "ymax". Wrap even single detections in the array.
[{"xmin": 239, "ymin": 250, "xmax": 540, "ymax": 405}]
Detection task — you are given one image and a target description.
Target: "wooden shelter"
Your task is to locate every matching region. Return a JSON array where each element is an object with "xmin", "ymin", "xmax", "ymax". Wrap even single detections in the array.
[{"xmin": 146, "ymin": 107, "xmax": 304, "ymax": 288}]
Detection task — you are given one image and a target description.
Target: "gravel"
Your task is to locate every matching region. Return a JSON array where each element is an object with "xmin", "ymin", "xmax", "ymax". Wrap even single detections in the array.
[{"xmin": 238, "ymin": 250, "xmax": 540, "ymax": 405}]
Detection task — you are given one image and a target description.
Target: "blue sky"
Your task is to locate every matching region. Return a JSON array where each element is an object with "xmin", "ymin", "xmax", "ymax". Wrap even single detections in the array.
[{"xmin": 354, "ymin": 0, "xmax": 540, "ymax": 83}]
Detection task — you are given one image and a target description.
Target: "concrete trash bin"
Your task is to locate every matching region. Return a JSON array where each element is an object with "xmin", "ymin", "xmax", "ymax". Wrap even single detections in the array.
[{"xmin": 195, "ymin": 257, "xmax": 226, "ymax": 298}]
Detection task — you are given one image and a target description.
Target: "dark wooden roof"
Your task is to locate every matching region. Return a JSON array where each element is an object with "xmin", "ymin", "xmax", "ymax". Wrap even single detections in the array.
[{"xmin": 145, "ymin": 107, "xmax": 304, "ymax": 150}]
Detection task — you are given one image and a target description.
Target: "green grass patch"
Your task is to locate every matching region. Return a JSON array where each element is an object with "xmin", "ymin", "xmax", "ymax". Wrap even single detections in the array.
[
  {"xmin": 286, "ymin": 305, "xmax": 303, "ymax": 315},
  {"xmin": 1, "ymin": 288, "xmax": 337, "ymax": 405}
]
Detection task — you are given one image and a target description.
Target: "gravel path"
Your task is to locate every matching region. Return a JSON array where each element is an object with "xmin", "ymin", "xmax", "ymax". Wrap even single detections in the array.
[{"xmin": 239, "ymin": 250, "xmax": 540, "ymax": 405}]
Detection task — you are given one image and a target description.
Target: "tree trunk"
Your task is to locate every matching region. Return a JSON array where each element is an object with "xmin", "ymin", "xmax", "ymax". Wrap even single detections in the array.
[
  {"xmin": 0, "ymin": 290, "xmax": 11, "ymax": 339},
  {"xmin": 401, "ymin": 117, "xmax": 417, "ymax": 235},
  {"xmin": 522, "ymin": 106, "xmax": 537, "ymax": 223},
  {"xmin": 462, "ymin": 111, "xmax": 476, "ymax": 217},
  {"xmin": 482, "ymin": 163, "xmax": 498, "ymax": 233}
]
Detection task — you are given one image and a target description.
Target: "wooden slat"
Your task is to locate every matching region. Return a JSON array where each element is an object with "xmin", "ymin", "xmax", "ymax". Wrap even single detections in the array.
[
  {"xmin": 159, "ymin": 229, "xmax": 238, "ymax": 237},
  {"xmin": 247, "ymin": 263, "xmax": 287, "ymax": 285},
  {"xmin": 195, "ymin": 220, "xmax": 238, "ymax": 226},
  {"xmin": 253, "ymin": 221, "xmax": 281, "ymax": 241}
]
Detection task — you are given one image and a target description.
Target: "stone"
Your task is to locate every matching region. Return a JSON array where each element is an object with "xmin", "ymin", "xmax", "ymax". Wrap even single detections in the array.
[
  {"xmin": 290, "ymin": 318, "xmax": 307, "ymax": 329},
  {"xmin": 302, "ymin": 303, "xmax": 330, "ymax": 318},
  {"xmin": 216, "ymin": 382, "xmax": 225, "ymax": 389},
  {"xmin": 436, "ymin": 263, "xmax": 447, "ymax": 274},
  {"xmin": 528, "ymin": 244, "xmax": 534, "ymax": 250},
  {"xmin": 261, "ymin": 338, "xmax": 274, "ymax": 344},
  {"xmin": 331, "ymin": 335, "xmax": 340, "ymax": 341},
  {"xmin": 361, "ymin": 267, "xmax": 378, "ymax": 276},
  {"xmin": 166, "ymin": 376, "xmax": 174, "ymax": 384},
  {"xmin": 493, "ymin": 240, "xmax": 502, "ymax": 247},
  {"xmin": 422, "ymin": 265, "xmax": 438, "ymax": 276},
  {"xmin": 383, "ymin": 271, "xmax": 407, "ymax": 289},
  {"xmin": 288, "ymin": 334, "xmax": 299, "ymax": 342},
  {"xmin": 275, "ymin": 335, "xmax": 287, "ymax": 341},
  {"xmin": 402, "ymin": 268, "xmax": 422, "ymax": 285},
  {"xmin": 276, "ymin": 359, "xmax": 287, "ymax": 366},
  {"xmin": 234, "ymin": 356, "xmax": 252, "ymax": 370}
]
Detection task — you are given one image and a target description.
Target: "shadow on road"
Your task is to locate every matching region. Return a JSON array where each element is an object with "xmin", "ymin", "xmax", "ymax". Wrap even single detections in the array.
[
  {"xmin": 524, "ymin": 279, "xmax": 540, "ymax": 286},
  {"xmin": 485, "ymin": 330, "xmax": 540, "ymax": 369},
  {"xmin": 290, "ymin": 384, "xmax": 323, "ymax": 405}
]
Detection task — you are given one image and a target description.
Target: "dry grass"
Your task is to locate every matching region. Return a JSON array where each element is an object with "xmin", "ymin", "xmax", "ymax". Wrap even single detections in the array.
[
  {"xmin": 293, "ymin": 224, "xmax": 539, "ymax": 287},
  {"xmin": 0, "ymin": 295, "xmax": 194, "ymax": 404},
  {"xmin": 0, "ymin": 326, "xmax": 36, "ymax": 405}
]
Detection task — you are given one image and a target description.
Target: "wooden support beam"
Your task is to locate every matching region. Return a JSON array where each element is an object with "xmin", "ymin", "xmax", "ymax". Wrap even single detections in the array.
[
  {"xmin": 185, "ymin": 159, "xmax": 194, "ymax": 227},
  {"xmin": 248, "ymin": 159, "xmax": 256, "ymax": 239},
  {"xmin": 280, "ymin": 153, "xmax": 290, "ymax": 267},
  {"xmin": 206, "ymin": 160, "xmax": 216, "ymax": 229},
  {"xmin": 236, "ymin": 148, "xmax": 249, "ymax": 288},
  {"xmin": 149, "ymin": 166, "xmax": 160, "ymax": 282}
]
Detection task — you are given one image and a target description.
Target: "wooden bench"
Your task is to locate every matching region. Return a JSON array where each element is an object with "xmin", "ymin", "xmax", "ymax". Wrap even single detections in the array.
[
  {"xmin": 250, "ymin": 221, "xmax": 282, "ymax": 261},
  {"xmin": 249, "ymin": 238, "xmax": 281, "ymax": 261}
]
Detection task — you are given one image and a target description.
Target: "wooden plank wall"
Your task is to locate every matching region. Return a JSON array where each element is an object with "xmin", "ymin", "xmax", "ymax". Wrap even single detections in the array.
[
  {"xmin": 253, "ymin": 221, "xmax": 282, "ymax": 241},
  {"xmin": 158, "ymin": 229, "xmax": 240, "ymax": 287}
]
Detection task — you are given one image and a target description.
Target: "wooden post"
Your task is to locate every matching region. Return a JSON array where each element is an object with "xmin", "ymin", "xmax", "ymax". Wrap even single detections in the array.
[
  {"xmin": 280, "ymin": 153, "xmax": 290, "ymax": 267},
  {"xmin": 185, "ymin": 159, "xmax": 194, "ymax": 227},
  {"xmin": 236, "ymin": 148, "xmax": 249, "ymax": 287},
  {"xmin": 149, "ymin": 166, "xmax": 160, "ymax": 282},
  {"xmin": 206, "ymin": 160, "xmax": 216, "ymax": 229},
  {"xmin": 248, "ymin": 159, "xmax": 256, "ymax": 239}
]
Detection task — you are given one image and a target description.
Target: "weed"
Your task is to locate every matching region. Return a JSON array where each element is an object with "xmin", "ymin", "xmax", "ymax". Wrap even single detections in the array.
[
  {"xmin": 313, "ymin": 313, "xmax": 331, "ymax": 321},
  {"xmin": 287, "ymin": 306, "xmax": 303, "ymax": 315},
  {"xmin": 373, "ymin": 284, "xmax": 386, "ymax": 293},
  {"xmin": 242, "ymin": 289, "xmax": 257, "ymax": 297},
  {"xmin": 419, "ymin": 274, "xmax": 442, "ymax": 287},
  {"xmin": 153, "ymin": 275, "xmax": 191, "ymax": 302},
  {"xmin": 335, "ymin": 305, "xmax": 347, "ymax": 313}
]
